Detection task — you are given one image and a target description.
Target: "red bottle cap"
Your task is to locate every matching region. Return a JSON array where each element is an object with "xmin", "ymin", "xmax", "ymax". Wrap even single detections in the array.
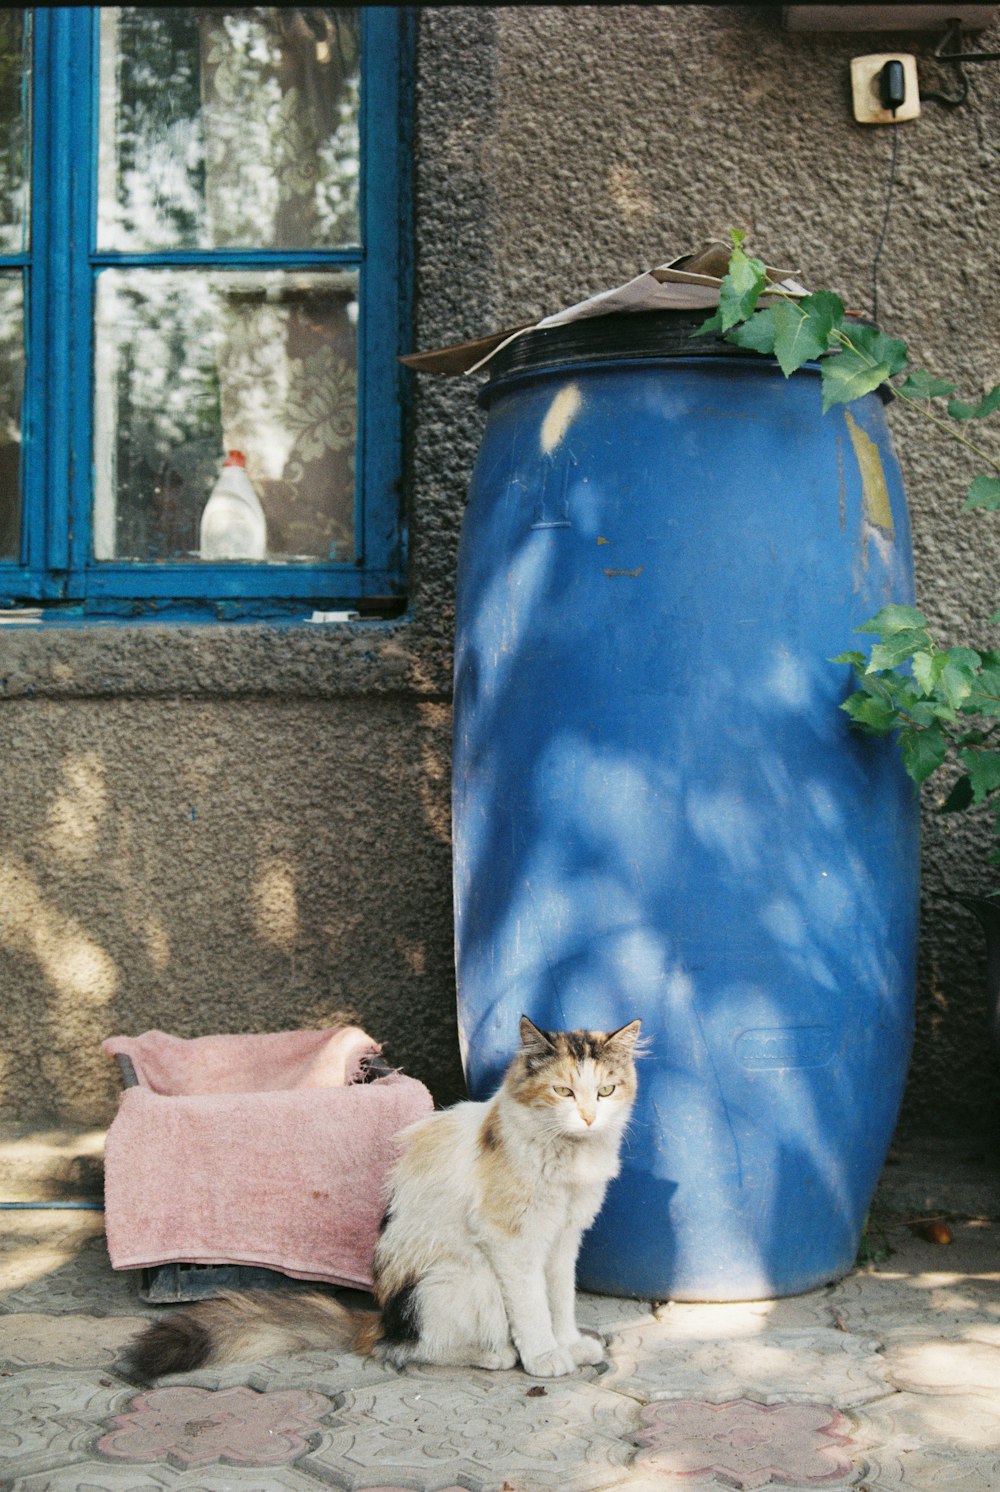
[{"xmin": 223, "ymin": 450, "xmax": 246, "ymax": 467}]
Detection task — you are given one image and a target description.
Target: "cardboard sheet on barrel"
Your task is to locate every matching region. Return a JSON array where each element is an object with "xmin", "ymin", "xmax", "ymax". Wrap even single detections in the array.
[{"xmin": 400, "ymin": 241, "xmax": 809, "ymax": 377}]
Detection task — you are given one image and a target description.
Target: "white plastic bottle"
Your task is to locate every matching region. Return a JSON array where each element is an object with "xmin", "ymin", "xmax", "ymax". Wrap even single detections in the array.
[{"xmin": 199, "ymin": 451, "xmax": 267, "ymax": 560}]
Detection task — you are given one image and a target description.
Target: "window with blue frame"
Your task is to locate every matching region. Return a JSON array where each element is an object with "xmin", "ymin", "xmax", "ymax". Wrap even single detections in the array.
[{"xmin": 0, "ymin": 7, "xmax": 409, "ymax": 614}]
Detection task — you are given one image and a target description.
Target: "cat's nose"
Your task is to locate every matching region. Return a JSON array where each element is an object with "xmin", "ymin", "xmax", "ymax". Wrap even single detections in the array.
[{"xmin": 579, "ymin": 1109, "xmax": 594, "ymax": 1127}]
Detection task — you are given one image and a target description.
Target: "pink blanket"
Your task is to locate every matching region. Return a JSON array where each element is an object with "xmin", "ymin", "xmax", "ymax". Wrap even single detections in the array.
[{"xmin": 102, "ymin": 1027, "xmax": 434, "ymax": 1290}]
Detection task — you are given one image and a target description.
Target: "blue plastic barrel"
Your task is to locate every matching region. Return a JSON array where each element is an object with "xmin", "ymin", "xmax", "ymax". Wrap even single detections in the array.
[{"xmin": 452, "ymin": 312, "xmax": 919, "ymax": 1301}]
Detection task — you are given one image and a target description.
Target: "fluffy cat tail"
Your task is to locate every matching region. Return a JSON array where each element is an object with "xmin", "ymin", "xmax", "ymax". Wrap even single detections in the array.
[{"xmin": 119, "ymin": 1290, "xmax": 381, "ymax": 1384}]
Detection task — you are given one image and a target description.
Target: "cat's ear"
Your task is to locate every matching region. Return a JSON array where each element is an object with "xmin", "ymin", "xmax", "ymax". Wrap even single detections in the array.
[
  {"xmin": 519, "ymin": 1015, "xmax": 555, "ymax": 1050},
  {"xmin": 604, "ymin": 1019, "xmax": 643, "ymax": 1053}
]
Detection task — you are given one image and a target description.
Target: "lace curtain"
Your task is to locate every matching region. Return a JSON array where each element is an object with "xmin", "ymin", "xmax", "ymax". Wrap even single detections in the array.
[{"xmin": 95, "ymin": 7, "xmax": 360, "ymax": 563}]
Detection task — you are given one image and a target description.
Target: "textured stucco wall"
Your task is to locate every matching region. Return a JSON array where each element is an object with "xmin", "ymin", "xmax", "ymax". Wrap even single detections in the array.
[
  {"xmin": 2, "ymin": 5, "xmax": 998, "ymax": 1134},
  {"xmin": 0, "ymin": 694, "xmax": 460, "ymax": 1122}
]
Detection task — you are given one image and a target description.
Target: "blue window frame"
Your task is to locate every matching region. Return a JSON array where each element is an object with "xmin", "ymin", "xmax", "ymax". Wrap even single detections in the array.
[{"xmin": 0, "ymin": 7, "xmax": 410, "ymax": 616}]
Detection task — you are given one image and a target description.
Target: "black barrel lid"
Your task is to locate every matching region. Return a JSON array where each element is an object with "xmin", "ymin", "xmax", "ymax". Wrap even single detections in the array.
[
  {"xmin": 482, "ymin": 307, "xmax": 886, "ymax": 401},
  {"xmin": 484, "ymin": 309, "xmax": 766, "ymax": 384}
]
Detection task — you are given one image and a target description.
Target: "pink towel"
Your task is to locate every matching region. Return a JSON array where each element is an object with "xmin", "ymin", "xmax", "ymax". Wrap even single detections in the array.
[{"xmin": 101, "ymin": 1027, "xmax": 434, "ymax": 1291}]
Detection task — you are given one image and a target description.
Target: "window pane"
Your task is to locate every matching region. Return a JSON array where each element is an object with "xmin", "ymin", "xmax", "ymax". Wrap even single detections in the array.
[
  {"xmin": 98, "ymin": 8, "xmax": 361, "ymax": 252},
  {"xmin": 93, "ymin": 269, "xmax": 358, "ymax": 564},
  {"xmin": 0, "ymin": 10, "xmax": 29, "ymax": 254},
  {"xmin": 0, "ymin": 272, "xmax": 23, "ymax": 559}
]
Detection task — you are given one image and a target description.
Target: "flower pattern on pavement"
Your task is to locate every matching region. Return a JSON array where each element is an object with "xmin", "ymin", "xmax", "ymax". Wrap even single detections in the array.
[
  {"xmin": 633, "ymin": 1398, "xmax": 857, "ymax": 1488},
  {"xmin": 96, "ymin": 1385, "xmax": 331, "ymax": 1468}
]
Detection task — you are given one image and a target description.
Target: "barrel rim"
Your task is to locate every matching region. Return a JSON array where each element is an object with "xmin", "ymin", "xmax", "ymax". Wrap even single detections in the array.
[
  {"xmin": 478, "ymin": 349, "xmax": 822, "ymax": 408},
  {"xmin": 484, "ymin": 310, "xmax": 751, "ymax": 382},
  {"xmin": 478, "ymin": 308, "xmax": 881, "ymax": 404}
]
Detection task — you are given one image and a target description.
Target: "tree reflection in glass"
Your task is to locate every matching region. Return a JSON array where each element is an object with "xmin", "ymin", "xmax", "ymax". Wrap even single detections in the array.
[
  {"xmin": 98, "ymin": 8, "xmax": 361, "ymax": 252},
  {"xmin": 0, "ymin": 274, "xmax": 24, "ymax": 560},
  {"xmin": 93, "ymin": 270, "xmax": 358, "ymax": 563},
  {"xmin": 0, "ymin": 10, "xmax": 28, "ymax": 255},
  {"xmin": 0, "ymin": 8, "xmax": 27, "ymax": 560}
]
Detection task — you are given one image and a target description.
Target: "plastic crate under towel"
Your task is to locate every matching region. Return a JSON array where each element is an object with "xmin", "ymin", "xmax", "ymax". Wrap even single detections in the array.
[{"xmin": 102, "ymin": 1028, "xmax": 434, "ymax": 1303}]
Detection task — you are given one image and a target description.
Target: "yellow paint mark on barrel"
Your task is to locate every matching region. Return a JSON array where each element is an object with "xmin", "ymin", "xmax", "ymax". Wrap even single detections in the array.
[
  {"xmin": 540, "ymin": 383, "xmax": 582, "ymax": 455},
  {"xmin": 844, "ymin": 410, "xmax": 894, "ymax": 534}
]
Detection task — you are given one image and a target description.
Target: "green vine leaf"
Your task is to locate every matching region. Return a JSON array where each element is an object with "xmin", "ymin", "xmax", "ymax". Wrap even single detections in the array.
[
  {"xmin": 866, "ymin": 629, "xmax": 933, "ymax": 671},
  {"xmin": 856, "ymin": 604, "xmax": 928, "ymax": 635},
  {"xmin": 899, "ymin": 370, "xmax": 956, "ymax": 399},
  {"xmin": 694, "ymin": 308, "xmax": 725, "ymax": 336},
  {"xmin": 965, "ymin": 475, "xmax": 1000, "ymax": 511},
  {"xmin": 725, "ymin": 308, "xmax": 775, "ymax": 354},
  {"xmin": 899, "ymin": 725, "xmax": 949, "ymax": 784},
  {"xmin": 911, "ymin": 650, "xmax": 945, "ymax": 695},
  {"xmin": 821, "ymin": 350, "xmax": 892, "ymax": 412},
  {"xmin": 771, "ymin": 292, "xmax": 843, "ymax": 376},
  {"xmin": 714, "ymin": 243, "xmax": 768, "ymax": 333},
  {"xmin": 947, "ymin": 385, "xmax": 1000, "ymax": 421},
  {"xmin": 848, "ymin": 325, "xmax": 909, "ymax": 377},
  {"xmin": 968, "ymin": 661, "xmax": 1000, "ymax": 717},
  {"xmin": 840, "ymin": 692, "xmax": 899, "ymax": 732},
  {"xmin": 945, "ymin": 646, "xmax": 983, "ymax": 672},
  {"xmin": 804, "ymin": 289, "xmax": 846, "ymax": 335},
  {"xmin": 960, "ymin": 748, "xmax": 1000, "ymax": 803},
  {"xmin": 938, "ymin": 651, "xmax": 980, "ymax": 711},
  {"xmin": 831, "ymin": 649, "xmax": 866, "ymax": 667},
  {"xmin": 695, "ymin": 240, "xmax": 768, "ymax": 338}
]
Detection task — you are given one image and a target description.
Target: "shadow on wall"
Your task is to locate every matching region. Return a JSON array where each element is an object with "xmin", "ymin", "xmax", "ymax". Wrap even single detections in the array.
[{"xmin": 0, "ymin": 696, "xmax": 461, "ymax": 1129}]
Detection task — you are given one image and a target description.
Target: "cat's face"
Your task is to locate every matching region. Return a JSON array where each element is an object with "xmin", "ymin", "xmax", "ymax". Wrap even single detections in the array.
[{"xmin": 507, "ymin": 1017, "xmax": 642, "ymax": 1138}]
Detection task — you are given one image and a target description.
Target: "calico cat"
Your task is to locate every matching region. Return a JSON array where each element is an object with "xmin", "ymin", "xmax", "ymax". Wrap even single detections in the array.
[{"xmin": 122, "ymin": 1016, "xmax": 643, "ymax": 1383}]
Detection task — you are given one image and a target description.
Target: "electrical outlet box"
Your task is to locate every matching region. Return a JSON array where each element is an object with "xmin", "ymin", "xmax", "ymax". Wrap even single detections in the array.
[{"xmin": 851, "ymin": 53, "xmax": 921, "ymax": 123}]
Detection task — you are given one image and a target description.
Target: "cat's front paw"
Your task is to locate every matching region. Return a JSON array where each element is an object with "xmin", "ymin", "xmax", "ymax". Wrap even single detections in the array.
[
  {"xmin": 566, "ymin": 1332, "xmax": 605, "ymax": 1366},
  {"xmin": 520, "ymin": 1346, "xmax": 577, "ymax": 1378}
]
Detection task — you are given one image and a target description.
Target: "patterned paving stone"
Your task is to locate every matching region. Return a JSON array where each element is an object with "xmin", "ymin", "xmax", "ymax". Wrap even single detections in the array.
[
  {"xmin": 173, "ymin": 1344, "xmax": 397, "ymax": 1397},
  {"xmin": 575, "ymin": 1292, "xmax": 658, "ymax": 1335},
  {"xmin": 0, "ymin": 1311, "xmax": 149, "ymax": 1369},
  {"xmin": 603, "ymin": 1325, "xmax": 892, "ymax": 1407},
  {"xmin": 643, "ymin": 1292, "xmax": 837, "ymax": 1341},
  {"xmin": 881, "ymin": 1335, "xmax": 1000, "ymax": 1397},
  {"xmin": 629, "ymin": 1398, "xmax": 862, "ymax": 1488},
  {"xmin": 863, "ymin": 1457, "xmax": 1000, "ymax": 1492},
  {"xmin": 828, "ymin": 1242, "xmax": 1000, "ymax": 1342},
  {"xmin": 851, "ymin": 1389, "xmax": 1000, "ymax": 1490},
  {"xmin": 0, "ymin": 1369, "xmax": 132, "ymax": 1480},
  {"xmin": 0, "ymin": 1212, "xmax": 151, "ymax": 1317},
  {"xmin": 300, "ymin": 1372, "xmax": 640, "ymax": 1492},
  {"xmin": 13, "ymin": 1462, "xmax": 327, "ymax": 1490},
  {"xmin": 97, "ymin": 1384, "xmax": 333, "ymax": 1468},
  {"xmin": 589, "ymin": 1475, "xmax": 722, "ymax": 1492}
]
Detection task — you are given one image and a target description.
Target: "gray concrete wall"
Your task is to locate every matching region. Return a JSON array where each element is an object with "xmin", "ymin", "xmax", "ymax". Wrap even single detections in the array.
[{"xmin": 2, "ymin": 5, "xmax": 998, "ymax": 1135}]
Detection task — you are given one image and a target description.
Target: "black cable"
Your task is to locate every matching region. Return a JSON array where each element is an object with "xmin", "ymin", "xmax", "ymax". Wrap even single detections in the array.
[
  {"xmin": 921, "ymin": 18, "xmax": 974, "ymax": 109},
  {"xmin": 921, "ymin": 63, "xmax": 970, "ymax": 109},
  {"xmin": 871, "ymin": 125, "xmax": 899, "ymax": 328}
]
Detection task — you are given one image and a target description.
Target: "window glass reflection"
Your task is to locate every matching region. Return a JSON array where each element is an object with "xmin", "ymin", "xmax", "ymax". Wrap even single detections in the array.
[
  {"xmin": 0, "ymin": 273, "xmax": 24, "ymax": 560},
  {"xmin": 93, "ymin": 269, "xmax": 358, "ymax": 563},
  {"xmin": 98, "ymin": 8, "xmax": 361, "ymax": 251},
  {"xmin": 0, "ymin": 11, "xmax": 29, "ymax": 254}
]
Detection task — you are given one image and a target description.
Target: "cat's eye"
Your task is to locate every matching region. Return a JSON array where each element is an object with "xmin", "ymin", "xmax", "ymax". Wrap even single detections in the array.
[
  {"xmin": 598, "ymin": 1084, "xmax": 616, "ymax": 1097},
  {"xmin": 553, "ymin": 1085, "xmax": 573, "ymax": 1098}
]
